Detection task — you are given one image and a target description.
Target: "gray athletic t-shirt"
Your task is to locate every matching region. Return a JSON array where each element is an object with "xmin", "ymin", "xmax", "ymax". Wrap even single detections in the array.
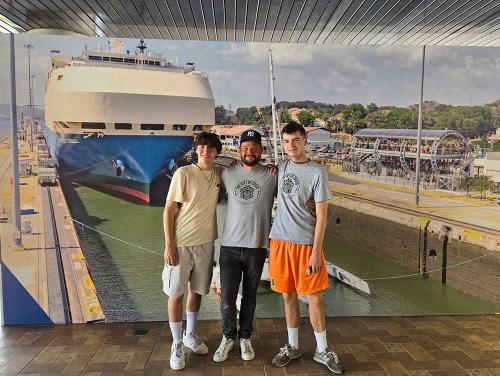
[
  {"xmin": 269, "ymin": 159, "xmax": 332, "ymax": 245},
  {"xmin": 221, "ymin": 164, "xmax": 277, "ymax": 249}
]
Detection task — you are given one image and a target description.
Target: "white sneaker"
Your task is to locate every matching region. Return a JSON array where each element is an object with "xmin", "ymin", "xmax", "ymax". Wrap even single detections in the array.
[
  {"xmin": 170, "ymin": 339, "xmax": 186, "ymax": 370},
  {"xmin": 213, "ymin": 336, "xmax": 234, "ymax": 362},
  {"xmin": 183, "ymin": 331, "xmax": 208, "ymax": 354},
  {"xmin": 240, "ymin": 338, "xmax": 255, "ymax": 361}
]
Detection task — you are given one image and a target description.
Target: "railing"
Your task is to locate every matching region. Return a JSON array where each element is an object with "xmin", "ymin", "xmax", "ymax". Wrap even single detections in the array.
[
  {"xmin": 67, "ymin": 58, "xmax": 196, "ymax": 73},
  {"xmin": 342, "ymin": 170, "xmax": 439, "ymax": 190}
]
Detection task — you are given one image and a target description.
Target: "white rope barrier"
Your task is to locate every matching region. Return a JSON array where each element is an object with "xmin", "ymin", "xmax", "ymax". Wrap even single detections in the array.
[{"xmin": 71, "ymin": 207, "xmax": 498, "ymax": 283}]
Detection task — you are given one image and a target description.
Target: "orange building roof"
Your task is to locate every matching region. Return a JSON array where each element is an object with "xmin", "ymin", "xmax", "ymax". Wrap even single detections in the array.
[
  {"xmin": 287, "ymin": 108, "xmax": 303, "ymax": 115},
  {"xmin": 304, "ymin": 126, "xmax": 331, "ymax": 133},
  {"xmin": 211, "ymin": 125, "xmax": 260, "ymax": 136}
]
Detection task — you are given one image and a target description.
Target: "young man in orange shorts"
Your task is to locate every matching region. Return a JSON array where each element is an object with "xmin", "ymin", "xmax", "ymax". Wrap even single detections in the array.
[{"xmin": 269, "ymin": 121, "xmax": 345, "ymax": 374}]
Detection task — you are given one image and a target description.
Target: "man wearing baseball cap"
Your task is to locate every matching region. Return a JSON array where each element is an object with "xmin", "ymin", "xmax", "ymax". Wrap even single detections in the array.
[{"xmin": 213, "ymin": 128, "xmax": 277, "ymax": 363}]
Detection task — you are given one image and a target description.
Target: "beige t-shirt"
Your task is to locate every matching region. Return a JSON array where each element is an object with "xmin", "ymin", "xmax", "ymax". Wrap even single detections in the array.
[{"xmin": 166, "ymin": 164, "xmax": 222, "ymax": 247}]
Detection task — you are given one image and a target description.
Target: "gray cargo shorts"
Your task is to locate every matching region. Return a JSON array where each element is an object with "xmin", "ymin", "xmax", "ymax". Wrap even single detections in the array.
[{"xmin": 162, "ymin": 241, "xmax": 215, "ymax": 297}]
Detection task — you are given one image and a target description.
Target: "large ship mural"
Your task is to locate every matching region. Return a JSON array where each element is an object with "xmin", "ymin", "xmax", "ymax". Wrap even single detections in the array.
[{"xmin": 44, "ymin": 40, "xmax": 214, "ymax": 203}]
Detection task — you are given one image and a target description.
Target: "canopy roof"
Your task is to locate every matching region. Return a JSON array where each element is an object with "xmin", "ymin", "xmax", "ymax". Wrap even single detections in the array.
[
  {"xmin": 354, "ymin": 128, "xmax": 465, "ymax": 141},
  {"xmin": 0, "ymin": 0, "xmax": 498, "ymax": 46}
]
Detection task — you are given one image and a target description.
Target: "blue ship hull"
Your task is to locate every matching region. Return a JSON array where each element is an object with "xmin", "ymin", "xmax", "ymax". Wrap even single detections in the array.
[{"xmin": 44, "ymin": 127, "xmax": 193, "ymax": 203}]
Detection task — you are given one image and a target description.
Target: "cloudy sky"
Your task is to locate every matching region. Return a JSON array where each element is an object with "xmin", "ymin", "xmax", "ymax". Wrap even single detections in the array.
[{"xmin": 0, "ymin": 34, "xmax": 498, "ymax": 110}]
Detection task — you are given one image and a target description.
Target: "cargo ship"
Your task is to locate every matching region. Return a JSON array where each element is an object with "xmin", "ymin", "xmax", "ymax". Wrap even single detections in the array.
[{"xmin": 44, "ymin": 40, "xmax": 214, "ymax": 203}]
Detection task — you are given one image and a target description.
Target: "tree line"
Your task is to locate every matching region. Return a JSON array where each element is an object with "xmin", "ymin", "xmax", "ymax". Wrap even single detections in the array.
[
  {"xmin": 215, "ymin": 100, "xmax": 499, "ymax": 138},
  {"xmin": 459, "ymin": 175, "xmax": 496, "ymax": 199}
]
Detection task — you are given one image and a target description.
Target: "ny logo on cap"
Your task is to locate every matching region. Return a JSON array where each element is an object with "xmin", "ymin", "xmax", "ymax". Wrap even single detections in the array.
[{"xmin": 247, "ymin": 131, "xmax": 255, "ymax": 137}]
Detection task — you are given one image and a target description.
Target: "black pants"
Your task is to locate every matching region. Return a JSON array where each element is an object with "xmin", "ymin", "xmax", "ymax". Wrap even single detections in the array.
[{"xmin": 219, "ymin": 246, "xmax": 267, "ymax": 340}]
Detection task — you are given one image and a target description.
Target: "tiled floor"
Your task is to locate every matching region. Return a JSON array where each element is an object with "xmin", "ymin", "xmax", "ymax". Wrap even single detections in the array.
[{"xmin": 0, "ymin": 315, "xmax": 499, "ymax": 375}]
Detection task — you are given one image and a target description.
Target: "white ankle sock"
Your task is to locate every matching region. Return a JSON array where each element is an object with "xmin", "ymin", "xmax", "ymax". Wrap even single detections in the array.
[
  {"xmin": 169, "ymin": 321, "xmax": 183, "ymax": 344},
  {"xmin": 287, "ymin": 327, "xmax": 299, "ymax": 349},
  {"xmin": 186, "ymin": 311, "xmax": 199, "ymax": 335},
  {"xmin": 314, "ymin": 331, "xmax": 328, "ymax": 353}
]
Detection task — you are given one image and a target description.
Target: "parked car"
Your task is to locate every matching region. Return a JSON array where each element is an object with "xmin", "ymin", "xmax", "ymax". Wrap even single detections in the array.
[{"xmin": 38, "ymin": 167, "xmax": 57, "ymax": 186}]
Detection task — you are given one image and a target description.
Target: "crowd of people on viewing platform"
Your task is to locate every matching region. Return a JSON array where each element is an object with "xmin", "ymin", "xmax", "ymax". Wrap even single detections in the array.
[
  {"xmin": 378, "ymin": 141, "xmax": 403, "ymax": 151},
  {"xmin": 345, "ymin": 154, "xmax": 462, "ymax": 185},
  {"xmin": 354, "ymin": 139, "xmax": 467, "ymax": 155}
]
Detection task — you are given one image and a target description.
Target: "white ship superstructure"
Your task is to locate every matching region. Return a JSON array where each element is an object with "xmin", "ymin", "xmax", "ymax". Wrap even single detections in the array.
[{"xmin": 44, "ymin": 40, "xmax": 215, "ymax": 202}]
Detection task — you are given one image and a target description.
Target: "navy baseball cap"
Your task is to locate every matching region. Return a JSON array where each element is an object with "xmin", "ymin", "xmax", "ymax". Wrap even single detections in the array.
[{"xmin": 239, "ymin": 129, "xmax": 262, "ymax": 145}]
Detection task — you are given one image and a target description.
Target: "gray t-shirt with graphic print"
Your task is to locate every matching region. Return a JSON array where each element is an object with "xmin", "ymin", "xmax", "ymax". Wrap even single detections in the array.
[
  {"xmin": 269, "ymin": 159, "xmax": 332, "ymax": 245},
  {"xmin": 221, "ymin": 164, "xmax": 277, "ymax": 249}
]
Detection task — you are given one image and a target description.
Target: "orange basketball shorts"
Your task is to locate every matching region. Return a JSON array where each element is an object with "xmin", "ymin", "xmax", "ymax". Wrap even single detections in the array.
[{"xmin": 269, "ymin": 239, "xmax": 329, "ymax": 295}]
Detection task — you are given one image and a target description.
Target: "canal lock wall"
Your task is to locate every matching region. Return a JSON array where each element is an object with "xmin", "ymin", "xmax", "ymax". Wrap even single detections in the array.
[{"xmin": 328, "ymin": 197, "xmax": 500, "ymax": 305}]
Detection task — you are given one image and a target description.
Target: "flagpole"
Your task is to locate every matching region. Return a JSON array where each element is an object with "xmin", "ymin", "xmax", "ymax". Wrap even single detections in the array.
[
  {"xmin": 269, "ymin": 50, "xmax": 279, "ymax": 164},
  {"xmin": 415, "ymin": 45, "xmax": 426, "ymax": 206}
]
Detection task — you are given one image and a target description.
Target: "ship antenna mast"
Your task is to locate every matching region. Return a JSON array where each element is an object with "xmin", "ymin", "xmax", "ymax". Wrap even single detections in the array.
[
  {"xmin": 137, "ymin": 39, "xmax": 147, "ymax": 66},
  {"xmin": 137, "ymin": 39, "xmax": 147, "ymax": 53}
]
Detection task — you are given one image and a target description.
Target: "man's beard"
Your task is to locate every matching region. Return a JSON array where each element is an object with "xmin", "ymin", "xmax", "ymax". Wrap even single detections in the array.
[{"xmin": 241, "ymin": 155, "xmax": 261, "ymax": 166}]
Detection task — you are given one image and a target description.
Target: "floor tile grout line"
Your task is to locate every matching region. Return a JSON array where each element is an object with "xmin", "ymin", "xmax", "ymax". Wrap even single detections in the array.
[
  {"xmin": 14, "ymin": 328, "xmax": 65, "ymax": 375},
  {"xmin": 140, "ymin": 322, "xmax": 164, "ymax": 373},
  {"xmin": 79, "ymin": 325, "xmax": 113, "ymax": 374},
  {"xmin": 15, "ymin": 346, "xmax": 45, "ymax": 376},
  {"xmin": 3, "ymin": 316, "xmax": 499, "ymax": 375}
]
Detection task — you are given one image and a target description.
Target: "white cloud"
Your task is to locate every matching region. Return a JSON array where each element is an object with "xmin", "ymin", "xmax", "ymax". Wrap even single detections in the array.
[
  {"xmin": 223, "ymin": 42, "xmax": 315, "ymax": 66},
  {"xmin": 0, "ymin": 35, "xmax": 498, "ymax": 109},
  {"xmin": 424, "ymin": 47, "xmax": 500, "ymax": 105},
  {"xmin": 207, "ymin": 69, "xmax": 268, "ymax": 108},
  {"xmin": 222, "ymin": 43, "xmax": 372, "ymax": 73},
  {"xmin": 329, "ymin": 53, "xmax": 369, "ymax": 75},
  {"xmin": 372, "ymin": 45, "xmax": 422, "ymax": 69}
]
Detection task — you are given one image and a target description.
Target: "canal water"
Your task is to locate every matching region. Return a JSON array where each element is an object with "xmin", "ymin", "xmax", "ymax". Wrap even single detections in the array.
[{"xmin": 61, "ymin": 180, "xmax": 499, "ymax": 322}]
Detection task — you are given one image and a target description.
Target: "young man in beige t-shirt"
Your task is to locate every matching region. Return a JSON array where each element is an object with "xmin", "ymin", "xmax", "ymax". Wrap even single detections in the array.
[{"xmin": 162, "ymin": 132, "xmax": 223, "ymax": 370}]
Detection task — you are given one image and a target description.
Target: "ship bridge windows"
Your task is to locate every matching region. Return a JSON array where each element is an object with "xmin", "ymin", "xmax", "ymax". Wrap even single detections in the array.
[
  {"xmin": 55, "ymin": 121, "xmax": 69, "ymax": 128},
  {"xmin": 124, "ymin": 58, "xmax": 135, "ymax": 63},
  {"xmin": 115, "ymin": 123, "xmax": 132, "ymax": 130},
  {"xmin": 141, "ymin": 124, "xmax": 164, "ymax": 131},
  {"xmin": 140, "ymin": 60, "xmax": 161, "ymax": 66},
  {"xmin": 88, "ymin": 55, "xmax": 102, "ymax": 61},
  {"xmin": 193, "ymin": 125, "xmax": 203, "ymax": 131},
  {"xmin": 111, "ymin": 57, "xmax": 123, "ymax": 62},
  {"xmin": 102, "ymin": 56, "xmax": 110, "ymax": 61},
  {"xmin": 173, "ymin": 124, "xmax": 187, "ymax": 131},
  {"xmin": 82, "ymin": 122, "xmax": 106, "ymax": 129}
]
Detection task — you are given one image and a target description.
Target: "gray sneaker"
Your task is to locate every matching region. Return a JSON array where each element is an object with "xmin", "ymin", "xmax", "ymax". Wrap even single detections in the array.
[
  {"xmin": 271, "ymin": 343, "xmax": 302, "ymax": 367},
  {"xmin": 313, "ymin": 348, "xmax": 345, "ymax": 374}
]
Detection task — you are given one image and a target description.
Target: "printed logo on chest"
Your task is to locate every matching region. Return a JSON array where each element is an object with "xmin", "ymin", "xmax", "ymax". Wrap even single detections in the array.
[
  {"xmin": 281, "ymin": 173, "xmax": 300, "ymax": 198},
  {"xmin": 233, "ymin": 180, "xmax": 262, "ymax": 204}
]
